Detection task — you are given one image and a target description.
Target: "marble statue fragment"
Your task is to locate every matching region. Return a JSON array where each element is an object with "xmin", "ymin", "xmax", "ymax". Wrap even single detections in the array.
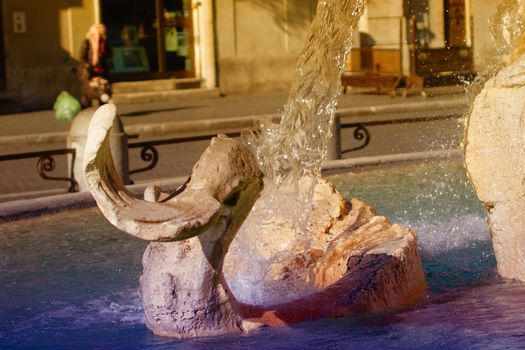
[{"xmin": 464, "ymin": 55, "xmax": 525, "ymax": 281}]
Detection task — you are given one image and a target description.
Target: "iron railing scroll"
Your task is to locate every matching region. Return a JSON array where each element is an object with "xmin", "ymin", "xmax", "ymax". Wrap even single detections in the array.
[
  {"xmin": 0, "ymin": 148, "xmax": 78, "ymax": 192},
  {"xmin": 128, "ymin": 132, "xmax": 241, "ymax": 177},
  {"xmin": 341, "ymin": 123, "xmax": 371, "ymax": 154}
]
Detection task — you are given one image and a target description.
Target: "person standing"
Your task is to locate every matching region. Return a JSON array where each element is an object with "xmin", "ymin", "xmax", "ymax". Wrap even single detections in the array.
[{"xmin": 79, "ymin": 24, "xmax": 112, "ymax": 107}]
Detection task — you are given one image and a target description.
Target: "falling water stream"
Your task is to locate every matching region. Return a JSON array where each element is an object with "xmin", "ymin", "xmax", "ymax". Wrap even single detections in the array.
[
  {"xmin": 244, "ymin": 0, "xmax": 365, "ymax": 202},
  {"xmin": 224, "ymin": 0, "xmax": 367, "ymax": 306}
]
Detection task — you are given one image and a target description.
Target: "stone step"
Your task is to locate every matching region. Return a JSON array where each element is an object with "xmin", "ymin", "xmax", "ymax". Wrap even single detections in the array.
[
  {"xmin": 112, "ymin": 78, "xmax": 202, "ymax": 94},
  {"xmin": 0, "ymin": 98, "xmax": 24, "ymax": 114},
  {"xmin": 111, "ymin": 87, "xmax": 220, "ymax": 105}
]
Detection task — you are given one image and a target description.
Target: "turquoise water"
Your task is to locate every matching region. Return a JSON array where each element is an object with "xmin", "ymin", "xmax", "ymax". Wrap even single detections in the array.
[
  {"xmin": 328, "ymin": 159, "xmax": 496, "ymax": 294},
  {"xmin": 2, "ymin": 159, "xmax": 525, "ymax": 349}
]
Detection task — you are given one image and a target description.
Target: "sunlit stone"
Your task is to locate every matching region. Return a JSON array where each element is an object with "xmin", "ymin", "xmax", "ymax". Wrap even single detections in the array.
[{"xmin": 464, "ymin": 54, "xmax": 525, "ymax": 281}]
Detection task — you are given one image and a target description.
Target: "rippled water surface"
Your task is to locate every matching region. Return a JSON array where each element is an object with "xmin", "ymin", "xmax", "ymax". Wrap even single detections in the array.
[{"xmin": 2, "ymin": 159, "xmax": 525, "ymax": 349}]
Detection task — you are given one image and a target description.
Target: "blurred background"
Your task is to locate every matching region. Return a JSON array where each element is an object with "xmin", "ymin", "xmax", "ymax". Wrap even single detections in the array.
[
  {"xmin": 0, "ymin": 0, "xmax": 510, "ymax": 111},
  {"xmin": 0, "ymin": 0, "xmax": 519, "ymax": 201}
]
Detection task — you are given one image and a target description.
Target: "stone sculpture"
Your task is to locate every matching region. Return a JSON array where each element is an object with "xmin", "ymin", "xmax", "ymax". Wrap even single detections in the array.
[
  {"xmin": 85, "ymin": 104, "xmax": 425, "ymax": 338},
  {"xmin": 464, "ymin": 54, "xmax": 525, "ymax": 281},
  {"xmin": 68, "ymin": 107, "xmax": 129, "ymax": 191}
]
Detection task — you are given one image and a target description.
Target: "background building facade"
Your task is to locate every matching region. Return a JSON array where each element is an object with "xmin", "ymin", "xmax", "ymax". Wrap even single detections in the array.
[
  {"xmin": 0, "ymin": 0, "xmax": 520, "ymax": 110},
  {"xmin": 214, "ymin": 0, "xmax": 317, "ymax": 93}
]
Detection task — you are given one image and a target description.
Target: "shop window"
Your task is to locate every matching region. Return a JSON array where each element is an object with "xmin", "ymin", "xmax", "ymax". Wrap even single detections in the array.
[
  {"xmin": 101, "ymin": 0, "xmax": 194, "ymax": 79},
  {"xmin": 162, "ymin": 0, "xmax": 194, "ymax": 72}
]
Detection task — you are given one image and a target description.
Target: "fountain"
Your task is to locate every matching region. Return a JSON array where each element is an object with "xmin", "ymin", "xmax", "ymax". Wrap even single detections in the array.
[
  {"xmin": 85, "ymin": 105, "xmax": 425, "ymax": 337},
  {"xmin": 4, "ymin": 0, "xmax": 525, "ymax": 348},
  {"xmin": 82, "ymin": 0, "xmax": 425, "ymax": 338},
  {"xmin": 7, "ymin": 156, "xmax": 523, "ymax": 348}
]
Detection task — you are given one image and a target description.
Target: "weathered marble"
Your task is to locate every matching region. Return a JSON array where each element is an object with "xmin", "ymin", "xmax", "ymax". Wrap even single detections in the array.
[
  {"xmin": 84, "ymin": 104, "xmax": 261, "ymax": 242},
  {"xmin": 464, "ymin": 55, "xmax": 525, "ymax": 281},
  {"xmin": 139, "ymin": 179, "xmax": 263, "ymax": 338},
  {"xmin": 84, "ymin": 104, "xmax": 264, "ymax": 337},
  {"xmin": 69, "ymin": 107, "xmax": 129, "ymax": 191},
  {"xmin": 225, "ymin": 187, "xmax": 425, "ymax": 324},
  {"xmin": 85, "ymin": 104, "xmax": 425, "ymax": 338}
]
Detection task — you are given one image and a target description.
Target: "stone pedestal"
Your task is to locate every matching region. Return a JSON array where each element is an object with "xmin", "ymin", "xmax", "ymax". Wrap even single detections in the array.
[
  {"xmin": 222, "ymin": 183, "xmax": 425, "ymax": 325},
  {"xmin": 139, "ymin": 186, "xmax": 425, "ymax": 337}
]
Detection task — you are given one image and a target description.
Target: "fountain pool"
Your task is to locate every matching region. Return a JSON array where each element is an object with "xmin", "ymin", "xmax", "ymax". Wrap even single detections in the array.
[{"xmin": 2, "ymin": 158, "xmax": 525, "ymax": 349}]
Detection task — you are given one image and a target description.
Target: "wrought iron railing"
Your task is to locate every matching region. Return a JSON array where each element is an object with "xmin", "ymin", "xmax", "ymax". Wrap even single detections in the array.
[
  {"xmin": 128, "ymin": 132, "xmax": 241, "ymax": 176},
  {"xmin": 341, "ymin": 123, "xmax": 371, "ymax": 154},
  {"xmin": 128, "ymin": 113, "xmax": 462, "ymax": 177},
  {"xmin": 340, "ymin": 114, "xmax": 462, "ymax": 154},
  {"xmin": 0, "ymin": 148, "xmax": 78, "ymax": 192},
  {"xmin": 0, "ymin": 111, "xmax": 463, "ymax": 191}
]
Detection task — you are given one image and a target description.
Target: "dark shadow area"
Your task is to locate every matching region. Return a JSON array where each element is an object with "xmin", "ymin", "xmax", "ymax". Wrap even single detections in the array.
[
  {"xmin": 119, "ymin": 105, "xmax": 201, "ymax": 117},
  {"xmin": 0, "ymin": 2, "xmax": 5, "ymax": 90},
  {"xmin": 246, "ymin": 0, "xmax": 317, "ymax": 33},
  {"xmin": 101, "ymin": 0, "xmax": 159, "ymax": 74},
  {"xmin": 1, "ymin": 0, "xmax": 84, "ymax": 113},
  {"xmin": 101, "ymin": 0, "xmax": 196, "ymax": 81},
  {"xmin": 0, "ymin": 98, "xmax": 23, "ymax": 114}
]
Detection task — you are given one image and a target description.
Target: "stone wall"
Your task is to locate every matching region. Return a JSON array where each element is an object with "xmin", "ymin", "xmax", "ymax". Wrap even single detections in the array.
[
  {"xmin": 358, "ymin": 0, "xmax": 524, "ymax": 76},
  {"xmin": 6, "ymin": 66, "xmax": 80, "ymax": 108},
  {"xmin": 358, "ymin": 0, "xmax": 409, "ymax": 75},
  {"xmin": 1, "ymin": 0, "xmax": 96, "ymax": 109},
  {"xmin": 215, "ymin": 0, "xmax": 318, "ymax": 94},
  {"xmin": 362, "ymin": 0, "xmax": 404, "ymax": 50}
]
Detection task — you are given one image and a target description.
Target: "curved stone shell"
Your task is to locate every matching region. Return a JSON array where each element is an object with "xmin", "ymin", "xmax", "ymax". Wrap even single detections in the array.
[{"xmin": 83, "ymin": 104, "xmax": 261, "ymax": 241}]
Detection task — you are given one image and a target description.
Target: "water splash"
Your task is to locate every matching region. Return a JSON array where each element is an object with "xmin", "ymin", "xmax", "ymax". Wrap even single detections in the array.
[
  {"xmin": 243, "ymin": 0, "xmax": 365, "ymax": 201},
  {"xmin": 464, "ymin": 0, "xmax": 525, "ymax": 98},
  {"xmin": 226, "ymin": 1, "xmax": 366, "ymax": 305},
  {"xmin": 491, "ymin": 0, "xmax": 525, "ymax": 63}
]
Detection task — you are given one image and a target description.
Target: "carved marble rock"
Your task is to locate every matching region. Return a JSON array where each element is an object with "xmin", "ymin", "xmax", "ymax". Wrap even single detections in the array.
[
  {"xmin": 223, "ymin": 184, "xmax": 426, "ymax": 325},
  {"xmin": 84, "ymin": 104, "xmax": 263, "ymax": 338},
  {"xmin": 84, "ymin": 104, "xmax": 261, "ymax": 242},
  {"xmin": 464, "ymin": 55, "xmax": 525, "ymax": 281},
  {"xmin": 85, "ymin": 104, "xmax": 425, "ymax": 338}
]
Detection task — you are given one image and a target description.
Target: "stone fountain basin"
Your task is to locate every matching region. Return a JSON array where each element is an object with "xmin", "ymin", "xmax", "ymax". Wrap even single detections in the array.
[{"xmin": 3, "ymin": 156, "xmax": 515, "ymax": 348}]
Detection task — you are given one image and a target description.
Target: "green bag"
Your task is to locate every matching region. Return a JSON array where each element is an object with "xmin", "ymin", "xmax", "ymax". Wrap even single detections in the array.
[{"xmin": 54, "ymin": 91, "xmax": 81, "ymax": 121}]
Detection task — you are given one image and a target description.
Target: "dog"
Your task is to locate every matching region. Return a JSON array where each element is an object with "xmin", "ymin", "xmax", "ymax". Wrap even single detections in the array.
[{"xmin": 81, "ymin": 77, "xmax": 112, "ymax": 107}]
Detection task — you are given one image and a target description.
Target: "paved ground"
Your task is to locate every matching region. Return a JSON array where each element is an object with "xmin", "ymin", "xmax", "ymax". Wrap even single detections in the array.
[
  {"xmin": 0, "ymin": 86, "xmax": 468, "ymax": 201},
  {"xmin": 0, "ymin": 86, "xmax": 464, "ymax": 138}
]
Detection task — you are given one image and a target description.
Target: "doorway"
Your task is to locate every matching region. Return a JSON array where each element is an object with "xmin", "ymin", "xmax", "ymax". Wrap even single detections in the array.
[
  {"xmin": 0, "ymin": 2, "xmax": 5, "ymax": 89},
  {"xmin": 404, "ymin": 0, "xmax": 473, "ymax": 80},
  {"xmin": 444, "ymin": 0, "xmax": 466, "ymax": 47},
  {"xmin": 101, "ymin": 0, "xmax": 195, "ymax": 81}
]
